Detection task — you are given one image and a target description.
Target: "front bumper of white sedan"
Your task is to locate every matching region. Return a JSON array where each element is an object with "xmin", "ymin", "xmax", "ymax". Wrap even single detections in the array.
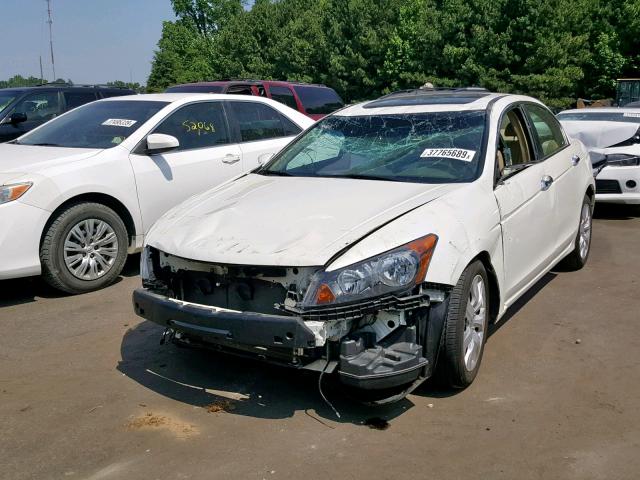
[
  {"xmin": 0, "ymin": 200, "xmax": 50, "ymax": 280},
  {"xmin": 596, "ymin": 165, "xmax": 640, "ymax": 204}
]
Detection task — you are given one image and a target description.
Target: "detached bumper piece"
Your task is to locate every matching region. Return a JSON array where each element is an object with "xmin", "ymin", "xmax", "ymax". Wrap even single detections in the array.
[
  {"xmin": 133, "ymin": 289, "xmax": 316, "ymax": 363},
  {"xmin": 338, "ymin": 326, "xmax": 428, "ymax": 390}
]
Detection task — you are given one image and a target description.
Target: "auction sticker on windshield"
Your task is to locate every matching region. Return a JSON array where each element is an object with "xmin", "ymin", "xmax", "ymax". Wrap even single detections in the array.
[
  {"xmin": 421, "ymin": 148, "xmax": 476, "ymax": 162},
  {"xmin": 102, "ymin": 118, "xmax": 138, "ymax": 127}
]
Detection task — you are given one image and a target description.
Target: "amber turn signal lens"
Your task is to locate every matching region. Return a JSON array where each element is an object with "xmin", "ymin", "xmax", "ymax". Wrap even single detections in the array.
[
  {"xmin": 407, "ymin": 234, "xmax": 438, "ymax": 285},
  {"xmin": 315, "ymin": 283, "xmax": 336, "ymax": 304}
]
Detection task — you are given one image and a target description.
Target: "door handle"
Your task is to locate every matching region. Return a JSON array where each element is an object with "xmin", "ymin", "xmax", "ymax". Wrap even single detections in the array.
[
  {"xmin": 571, "ymin": 154, "xmax": 581, "ymax": 166},
  {"xmin": 540, "ymin": 175, "xmax": 554, "ymax": 191},
  {"xmin": 222, "ymin": 154, "xmax": 240, "ymax": 164}
]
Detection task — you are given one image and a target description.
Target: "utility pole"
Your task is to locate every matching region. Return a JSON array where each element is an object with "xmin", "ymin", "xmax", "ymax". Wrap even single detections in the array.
[
  {"xmin": 39, "ymin": 56, "xmax": 44, "ymax": 83},
  {"xmin": 46, "ymin": 0, "xmax": 56, "ymax": 80}
]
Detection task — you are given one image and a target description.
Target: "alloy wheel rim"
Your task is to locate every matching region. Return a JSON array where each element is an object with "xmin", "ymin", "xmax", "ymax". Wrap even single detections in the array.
[
  {"xmin": 463, "ymin": 274, "xmax": 486, "ymax": 372},
  {"xmin": 63, "ymin": 219, "xmax": 118, "ymax": 280},
  {"xmin": 579, "ymin": 203, "xmax": 592, "ymax": 260}
]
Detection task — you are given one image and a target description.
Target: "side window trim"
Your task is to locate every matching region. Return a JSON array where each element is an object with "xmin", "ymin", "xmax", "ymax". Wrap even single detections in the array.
[{"xmin": 133, "ymin": 100, "xmax": 233, "ymax": 155}]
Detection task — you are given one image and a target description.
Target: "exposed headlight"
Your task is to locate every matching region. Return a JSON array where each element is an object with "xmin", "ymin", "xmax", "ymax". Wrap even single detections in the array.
[
  {"xmin": 302, "ymin": 234, "xmax": 437, "ymax": 307},
  {"xmin": 0, "ymin": 182, "xmax": 32, "ymax": 205},
  {"xmin": 606, "ymin": 153, "xmax": 640, "ymax": 167}
]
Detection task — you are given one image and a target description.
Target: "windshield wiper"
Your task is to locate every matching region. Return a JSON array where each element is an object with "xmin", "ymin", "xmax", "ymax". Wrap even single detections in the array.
[
  {"xmin": 258, "ymin": 170, "xmax": 294, "ymax": 177},
  {"xmin": 332, "ymin": 173, "xmax": 403, "ymax": 182},
  {"xmin": 29, "ymin": 142, "xmax": 62, "ymax": 147}
]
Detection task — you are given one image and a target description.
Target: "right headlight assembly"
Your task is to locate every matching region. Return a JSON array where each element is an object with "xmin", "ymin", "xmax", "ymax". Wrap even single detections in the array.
[
  {"xmin": 606, "ymin": 153, "xmax": 640, "ymax": 167},
  {"xmin": 301, "ymin": 234, "xmax": 438, "ymax": 308}
]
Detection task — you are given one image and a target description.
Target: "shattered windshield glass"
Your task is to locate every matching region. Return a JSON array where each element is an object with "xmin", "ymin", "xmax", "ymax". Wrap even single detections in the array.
[{"xmin": 260, "ymin": 111, "xmax": 486, "ymax": 183}]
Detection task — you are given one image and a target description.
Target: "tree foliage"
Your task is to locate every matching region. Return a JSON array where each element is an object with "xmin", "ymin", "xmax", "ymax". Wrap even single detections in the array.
[{"xmin": 147, "ymin": 0, "xmax": 640, "ymax": 108}]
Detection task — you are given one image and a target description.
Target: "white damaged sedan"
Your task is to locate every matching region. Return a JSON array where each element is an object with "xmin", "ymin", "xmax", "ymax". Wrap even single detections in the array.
[{"xmin": 134, "ymin": 88, "xmax": 595, "ymax": 402}]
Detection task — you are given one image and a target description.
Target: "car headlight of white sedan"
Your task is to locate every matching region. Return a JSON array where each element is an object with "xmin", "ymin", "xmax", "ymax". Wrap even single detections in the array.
[
  {"xmin": 0, "ymin": 182, "xmax": 32, "ymax": 205},
  {"xmin": 301, "ymin": 234, "xmax": 437, "ymax": 307}
]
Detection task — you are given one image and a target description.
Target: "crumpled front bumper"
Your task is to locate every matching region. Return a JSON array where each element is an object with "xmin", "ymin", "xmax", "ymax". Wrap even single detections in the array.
[
  {"xmin": 133, "ymin": 288, "xmax": 447, "ymax": 392},
  {"xmin": 132, "ymin": 288, "xmax": 316, "ymax": 350}
]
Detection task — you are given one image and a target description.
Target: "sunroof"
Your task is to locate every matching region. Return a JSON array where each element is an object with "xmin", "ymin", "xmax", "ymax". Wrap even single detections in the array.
[{"xmin": 364, "ymin": 90, "xmax": 491, "ymax": 108}]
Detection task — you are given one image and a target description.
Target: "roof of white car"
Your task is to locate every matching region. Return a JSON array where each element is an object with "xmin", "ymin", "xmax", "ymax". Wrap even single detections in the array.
[
  {"xmin": 338, "ymin": 89, "xmax": 525, "ymax": 116},
  {"xmin": 559, "ymin": 107, "xmax": 640, "ymax": 115}
]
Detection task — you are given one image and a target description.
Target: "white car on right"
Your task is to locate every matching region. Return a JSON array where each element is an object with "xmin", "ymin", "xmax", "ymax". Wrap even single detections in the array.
[{"xmin": 558, "ymin": 108, "xmax": 640, "ymax": 204}]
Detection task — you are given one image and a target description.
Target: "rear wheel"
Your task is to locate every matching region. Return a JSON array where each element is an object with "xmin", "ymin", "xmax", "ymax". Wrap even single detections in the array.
[
  {"xmin": 559, "ymin": 194, "xmax": 592, "ymax": 271},
  {"xmin": 40, "ymin": 202, "xmax": 128, "ymax": 294},
  {"xmin": 439, "ymin": 260, "xmax": 489, "ymax": 388}
]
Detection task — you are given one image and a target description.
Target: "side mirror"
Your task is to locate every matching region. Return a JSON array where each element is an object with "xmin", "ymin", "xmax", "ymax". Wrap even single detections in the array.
[
  {"xmin": 10, "ymin": 112, "xmax": 27, "ymax": 125},
  {"xmin": 146, "ymin": 133, "xmax": 179, "ymax": 154},
  {"xmin": 258, "ymin": 152, "xmax": 274, "ymax": 165}
]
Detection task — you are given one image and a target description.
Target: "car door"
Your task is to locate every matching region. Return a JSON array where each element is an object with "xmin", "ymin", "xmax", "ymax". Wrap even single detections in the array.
[
  {"xmin": 522, "ymin": 103, "xmax": 581, "ymax": 253},
  {"xmin": 493, "ymin": 106, "xmax": 557, "ymax": 302},
  {"xmin": 226, "ymin": 100, "xmax": 302, "ymax": 170},
  {"xmin": 0, "ymin": 90, "xmax": 62, "ymax": 140},
  {"xmin": 129, "ymin": 101, "xmax": 243, "ymax": 232}
]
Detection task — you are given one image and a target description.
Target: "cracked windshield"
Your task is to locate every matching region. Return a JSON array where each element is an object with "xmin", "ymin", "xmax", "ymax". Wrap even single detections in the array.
[{"xmin": 261, "ymin": 111, "xmax": 486, "ymax": 183}]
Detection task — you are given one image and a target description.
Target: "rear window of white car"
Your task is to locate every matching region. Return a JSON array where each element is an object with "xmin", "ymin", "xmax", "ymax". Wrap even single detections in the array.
[
  {"xmin": 16, "ymin": 100, "xmax": 168, "ymax": 149},
  {"xmin": 260, "ymin": 111, "xmax": 487, "ymax": 184}
]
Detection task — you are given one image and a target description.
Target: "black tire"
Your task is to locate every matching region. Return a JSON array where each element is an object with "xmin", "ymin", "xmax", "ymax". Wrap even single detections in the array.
[
  {"xmin": 439, "ymin": 260, "xmax": 490, "ymax": 388},
  {"xmin": 558, "ymin": 194, "xmax": 593, "ymax": 271},
  {"xmin": 40, "ymin": 202, "xmax": 128, "ymax": 294}
]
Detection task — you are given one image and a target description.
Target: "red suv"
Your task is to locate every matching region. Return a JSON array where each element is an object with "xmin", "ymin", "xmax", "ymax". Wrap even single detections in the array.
[{"xmin": 166, "ymin": 80, "xmax": 344, "ymax": 120}]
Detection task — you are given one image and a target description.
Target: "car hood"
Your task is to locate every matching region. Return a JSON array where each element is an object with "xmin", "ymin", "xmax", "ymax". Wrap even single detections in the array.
[
  {"xmin": 0, "ymin": 143, "xmax": 102, "ymax": 183},
  {"xmin": 147, "ymin": 173, "xmax": 462, "ymax": 266},
  {"xmin": 560, "ymin": 120, "xmax": 639, "ymax": 149}
]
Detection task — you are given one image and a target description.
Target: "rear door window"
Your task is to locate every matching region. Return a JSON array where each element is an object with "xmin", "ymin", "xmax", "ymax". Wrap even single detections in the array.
[
  {"xmin": 268, "ymin": 85, "xmax": 298, "ymax": 110},
  {"xmin": 152, "ymin": 102, "xmax": 231, "ymax": 152},
  {"xmin": 524, "ymin": 104, "xmax": 567, "ymax": 158},
  {"xmin": 292, "ymin": 85, "xmax": 344, "ymax": 115},
  {"xmin": 64, "ymin": 91, "xmax": 98, "ymax": 110},
  {"xmin": 228, "ymin": 101, "xmax": 301, "ymax": 142}
]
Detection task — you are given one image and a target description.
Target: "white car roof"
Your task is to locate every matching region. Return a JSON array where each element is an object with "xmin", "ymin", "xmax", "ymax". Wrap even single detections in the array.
[
  {"xmin": 337, "ymin": 90, "xmax": 538, "ymax": 116},
  {"xmin": 559, "ymin": 107, "xmax": 640, "ymax": 115}
]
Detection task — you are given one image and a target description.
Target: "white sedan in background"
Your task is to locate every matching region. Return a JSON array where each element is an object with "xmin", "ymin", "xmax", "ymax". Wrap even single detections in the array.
[
  {"xmin": 134, "ymin": 89, "xmax": 595, "ymax": 402},
  {"xmin": 558, "ymin": 108, "xmax": 640, "ymax": 203},
  {"xmin": 0, "ymin": 93, "xmax": 313, "ymax": 292}
]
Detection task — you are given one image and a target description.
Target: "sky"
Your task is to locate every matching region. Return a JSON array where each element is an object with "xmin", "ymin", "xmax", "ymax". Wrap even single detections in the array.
[{"xmin": 0, "ymin": 0, "xmax": 176, "ymax": 85}]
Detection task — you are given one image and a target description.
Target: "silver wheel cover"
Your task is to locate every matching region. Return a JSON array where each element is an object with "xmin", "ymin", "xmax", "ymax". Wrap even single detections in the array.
[
  {"xmin": 463, "ymin": 274, "xmax": 486, "ymax": 372},
  {"xmin": 63, "ymin": 218, "xmax": 119, "ymax": 280},
  {"xmin": 579, "ymin": 203, "xmax": 592, "ymax": 260}
]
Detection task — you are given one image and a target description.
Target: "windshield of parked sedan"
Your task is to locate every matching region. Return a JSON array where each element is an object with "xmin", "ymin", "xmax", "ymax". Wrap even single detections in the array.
[
  {"xmin": 557, "ymin": 111, "xmax": 640, "ymax": 124},
  {"xmin": 15, "ymin": 100, "xmax": 168, "ymax": 148},
  {"xmin": 0, "ymin": 93, "xmax": 17, "ymax": 113},
  {"xmin": 259, "ymin": 111, "xmax": 486, "ymax": 183}
]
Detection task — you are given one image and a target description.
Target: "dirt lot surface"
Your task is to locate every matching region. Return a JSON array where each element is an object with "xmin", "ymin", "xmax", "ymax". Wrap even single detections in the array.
[{"xmin": 1, "ymin": 204, "xmax": 639, "ymax": 480}]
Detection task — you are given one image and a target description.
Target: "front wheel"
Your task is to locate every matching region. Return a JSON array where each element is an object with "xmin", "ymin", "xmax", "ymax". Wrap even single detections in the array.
[
  {"xmin": 558, "ymin": 194, "xmax": 593, "ymax": 271},
  {"xmin": 40, "ymin": 202, "xmax": 129, "ymax": 294},
  {"xmin": 439, "ymin": 260, "xmax": 490, "ymax": 388}
]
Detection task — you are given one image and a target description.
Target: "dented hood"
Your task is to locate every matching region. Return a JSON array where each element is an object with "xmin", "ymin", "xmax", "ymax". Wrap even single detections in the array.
[
  {"xmin": 146, "ymin": 173, "xmax": 461, "ymax": 266},
  {"xmin": 560, "ymin": 120, "xmax": 639, "ymax": 149}
]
